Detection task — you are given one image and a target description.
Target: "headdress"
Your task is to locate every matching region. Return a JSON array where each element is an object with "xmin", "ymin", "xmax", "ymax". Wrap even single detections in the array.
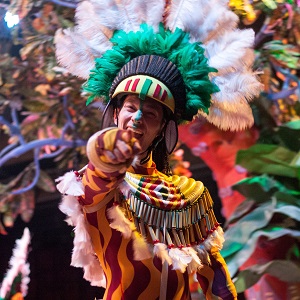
[{"xmin": 55, "ymin": 0, "xmax": 262, "ymax": 153}]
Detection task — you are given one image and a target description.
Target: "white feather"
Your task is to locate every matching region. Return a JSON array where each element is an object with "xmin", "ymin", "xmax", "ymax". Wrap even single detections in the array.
[
  {"xmin": 71, "ymin": 212, "xmax": 106, "ymax": 287},
  {"xmin": 166, "ymin": 0, "xmax": 238, "ymax": 42},
  {"xmin": 153, "ymin": 242, "xmax": 173, "ymax": 265},
  {"xmin": 144, "ymin": 0, "xmax": 165, "ymax": 30},
  {"xmin": 132, "ymin": 231, "xmax": 152, "ymax": 260},
  {"xmin": 90, "ymin": 0, "xmax": 142, "ymax": 32},
  {"xmin": 182, "ymin": 246, "xmax": 202, "ymax": 272},
  {"xmin": 168, "ymin": 247, "xmax": 192, "ymax": 273},
  {"xmin": 57, "ymin": 184, "xmax": 106, "ymax": 287},
  {"xmin": 0, "ymin": 228, "xmax": 31, "ymax": 298},
  {"xmin": 107, "ymin": 204, "xmax": 135, "ymax": 239},
  {"xmin": 54, "ymin": 28, "xmax": 97, "ymax": 79},
  {"xmin": 83, "ymin": 260, "xmax": 106, "ymax": 287},
  {"xmin": 213, "ymin": 72, "xmax": 262, "ymax": 103},
  {"xmin": 58, "ymin": 195, "xmax": 80, "ymax": 226},
  {"xmin": 55, "ymin": 171, "xmax": 84, "ymax": 196},
  {"xmin": 202, "ymin": 102, "xmax": 254, "ymax": 131},
  {"xmin": 206, "ymin": 29, "xmax": 255, "ymax": 71},
  {"xmin": 76, "ymin": 1, "xmax": 112, "ymax": 38}
]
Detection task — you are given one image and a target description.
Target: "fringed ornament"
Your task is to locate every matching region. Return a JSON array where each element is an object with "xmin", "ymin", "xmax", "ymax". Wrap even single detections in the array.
[{"xmin": 56, "ymin": 174, "xmax": 106, "ymax": 288}]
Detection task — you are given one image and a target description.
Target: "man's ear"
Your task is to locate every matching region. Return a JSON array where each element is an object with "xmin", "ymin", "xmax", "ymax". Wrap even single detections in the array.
[{"xmin": 113, "ymin": 109, "xmax": 119, "ymax": 125}]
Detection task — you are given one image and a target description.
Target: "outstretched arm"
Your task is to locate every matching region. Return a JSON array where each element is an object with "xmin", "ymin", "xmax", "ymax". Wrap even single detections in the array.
[{"xmin": 81, "ymin": 127, "xmax": 141, "ymax": 208}]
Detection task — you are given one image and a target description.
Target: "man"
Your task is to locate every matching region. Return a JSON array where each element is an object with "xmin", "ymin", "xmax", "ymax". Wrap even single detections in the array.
[
  {"xmin": 57, "ymin": 55, "xmax": 237, "ymax": 299},
  {"xmin": 55, "ymin": 1, "xmax": 262, "ymax": 299}
]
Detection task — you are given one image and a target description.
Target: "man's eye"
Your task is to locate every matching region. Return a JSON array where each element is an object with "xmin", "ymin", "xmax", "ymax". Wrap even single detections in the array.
[
  {"xmin": 146, "ymin": 111, "xmax": 157, "ymax": 118},
  {"xmin": 126, "ymin": 105, "xmax": 136, "ymax": 111}
]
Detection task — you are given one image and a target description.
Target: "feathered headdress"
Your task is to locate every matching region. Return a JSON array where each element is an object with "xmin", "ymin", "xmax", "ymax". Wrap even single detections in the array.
[{"xmin": 55, "ymin": 0, "xmax": 262, "ymax": 132}]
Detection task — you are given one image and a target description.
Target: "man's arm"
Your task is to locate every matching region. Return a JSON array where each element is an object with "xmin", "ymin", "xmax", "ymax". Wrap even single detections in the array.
[{"xmin": 80, "ymin": 127, "xmax": 141, "ymax": 208}]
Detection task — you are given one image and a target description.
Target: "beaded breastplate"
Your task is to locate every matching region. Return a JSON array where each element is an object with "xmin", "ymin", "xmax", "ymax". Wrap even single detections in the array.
[{"xmin": 119, "ymin": 172, "xmax": 219, "ymax": 249}]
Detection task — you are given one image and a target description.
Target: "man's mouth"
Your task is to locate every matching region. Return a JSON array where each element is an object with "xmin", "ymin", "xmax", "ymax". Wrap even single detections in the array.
[{"xmin": 128, "ymin": 128, "xmax": 143, "ymax": 139}]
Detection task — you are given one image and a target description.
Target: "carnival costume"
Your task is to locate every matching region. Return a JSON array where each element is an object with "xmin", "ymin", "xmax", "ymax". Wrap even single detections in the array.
[{"xmin": 55, "ymin": 0, "xmax": 262, "ymax": 299}]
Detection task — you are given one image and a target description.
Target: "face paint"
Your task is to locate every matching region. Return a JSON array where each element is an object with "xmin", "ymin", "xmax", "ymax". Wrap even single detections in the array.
[{"xmin": 133, "ymin": 109, "xmax": 143, "ymax": 129}]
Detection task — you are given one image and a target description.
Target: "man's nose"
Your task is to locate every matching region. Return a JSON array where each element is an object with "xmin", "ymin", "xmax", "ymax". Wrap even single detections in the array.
[
  {"xmin": 132, "ymin": 109, "xmax": 143, "ymax": 122},
  {"xmin": 132, "ymin": 109, "xmax": 143, "ymax": 123}
]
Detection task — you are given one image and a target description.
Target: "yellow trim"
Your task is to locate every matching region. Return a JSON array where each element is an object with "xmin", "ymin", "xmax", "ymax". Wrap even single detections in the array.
[{"xmin": 112, "ymin": 75, "xmax": 175, "ymax": 113}]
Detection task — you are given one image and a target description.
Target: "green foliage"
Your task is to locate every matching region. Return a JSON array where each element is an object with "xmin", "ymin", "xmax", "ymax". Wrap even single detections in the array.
[{"xmin": 222, "ymin": 120, "xmax": 300, "ymax": 291}]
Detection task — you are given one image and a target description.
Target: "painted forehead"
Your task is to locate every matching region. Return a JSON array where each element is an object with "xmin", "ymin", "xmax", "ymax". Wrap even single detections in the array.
[{"xmin": 124, "ymin": 95, "xmax": 164, "ymax": 111}]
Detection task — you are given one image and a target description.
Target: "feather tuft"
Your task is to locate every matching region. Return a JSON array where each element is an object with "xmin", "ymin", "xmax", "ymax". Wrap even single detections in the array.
[
  {"xmin": 168, "ymin": 248, "xmax": 192, "ymax": 273},
  {"xmin": 182, "ymin": 246, "xmax": 202, "ymax": 273},
  {"xmin": 132, "ymin": 230, "xmax": 152, "ymax": 261},
  {"xmin": 107, "ymin": 204, "xmax": 135, "ymax": 239},
  {"xmin": 55, "ymin": 171, "xmax": 84, "ymax": 196},
  {"xmin": 153, "ymin": 242, "xmax": 173, "ymax": 265}
]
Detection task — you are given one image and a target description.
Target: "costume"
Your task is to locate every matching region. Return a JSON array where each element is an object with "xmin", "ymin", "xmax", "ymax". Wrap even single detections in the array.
[
  {"xmin": 58, "ymin": 128, "xmax": 236, "ymax": 299},
  {"xmin": 55, "ymin": 0, "xmax": 262, "ymax": 299}
]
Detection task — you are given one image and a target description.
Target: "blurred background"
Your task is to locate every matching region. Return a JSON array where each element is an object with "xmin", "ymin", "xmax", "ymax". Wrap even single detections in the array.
[{"xmin": 0, "ymin": 0, "xmax": 300, "ymax": 299}]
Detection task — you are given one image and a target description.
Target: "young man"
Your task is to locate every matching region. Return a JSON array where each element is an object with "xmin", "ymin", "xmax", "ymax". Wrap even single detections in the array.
[
  {"xmin": 55, "ymin": 1, "xmax": 262, "ymax": 299},
  {"xmin": 57, "ymin": 55, "xmax": 236, "ymax": 299}
]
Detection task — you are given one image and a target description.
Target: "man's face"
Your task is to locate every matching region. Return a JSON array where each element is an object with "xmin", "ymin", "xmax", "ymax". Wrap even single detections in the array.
[{"xmin": 116, "ymin": 95, "xmax": 165, "ymax": 154}]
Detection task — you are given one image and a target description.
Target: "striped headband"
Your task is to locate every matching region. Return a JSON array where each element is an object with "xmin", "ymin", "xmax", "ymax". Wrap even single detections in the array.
[{"xmin": 112, "ymin": 75, "xmax": 175, "ymax": 113}]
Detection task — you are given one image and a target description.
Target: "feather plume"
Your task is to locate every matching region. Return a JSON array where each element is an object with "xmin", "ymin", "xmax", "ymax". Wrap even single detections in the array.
[
  {"xmin": 204, "ymin": 103, "xmax": 254, "ymax": 131},
  {"xmin": 76, "ymin": 1, "xmax": 113, "ymax": 40},
  {"xmin": 153, "ymin": 242, "xmax": 173, "ymax": 265},
  {"xmin": 107, "ymin": 204, "xmax": 135, "ymax": 239},
  {"xmin": 168, "ymin": 248, "xmax": 192, "ymax": 273},
  {"xmin": 206, "ymin": 29, "xmax": 255, "ymax": 71},
  {"xmin": 54, "ymin": 28, "xmax": 97, "ymax": 79},
  {"xmin": 132, "ymin": 230, "xmax": 152, "ymax": 260},
  {"xmin": 213, "ymin": 72, "xmax": 262, "ymax": 102},
  {"xmin": 55, "ymin": 171, "xmax": 84, "ymax": 196},
  {"xmin": 144, "ymin": 0, "xmax": 165, "ymax": 30},
  {"xmin": 90, "ymin": 0, "xmax": 142, "ymax": 32},
  {"xmin": 166, "ymin": 0, "xmax": 238, "ymax": 42}
]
